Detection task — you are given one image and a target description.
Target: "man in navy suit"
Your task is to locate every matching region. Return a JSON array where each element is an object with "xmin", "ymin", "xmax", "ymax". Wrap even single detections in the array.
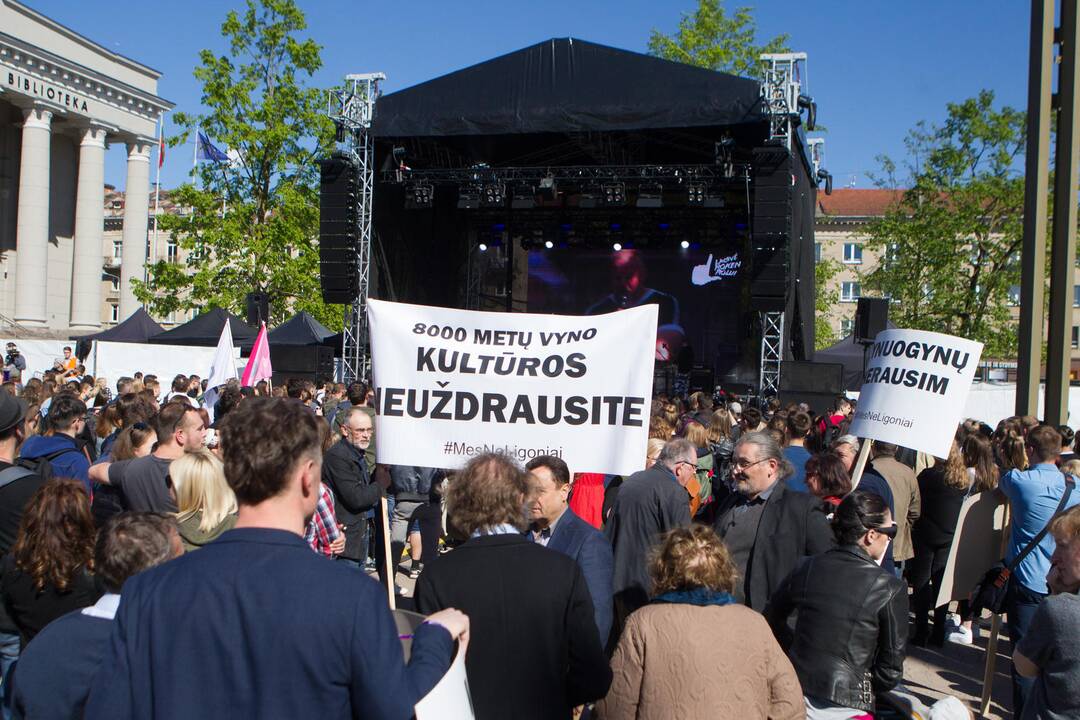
[
  {"xmin": 84, "ymin": 398, "xmax": 469, "ymax": 720},
  {"xmin": 525, "ymin": 455, "xmax": 614, "ymax": 645}
]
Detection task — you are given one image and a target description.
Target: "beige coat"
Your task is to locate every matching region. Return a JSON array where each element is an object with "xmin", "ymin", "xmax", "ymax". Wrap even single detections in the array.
[
  {"xmin": 870, "ymin": 455, "xmax": 921, "ymax": 561},
  {"xmin": 595, "ymin": 602, "xmax": 804, "ymax": 720}
]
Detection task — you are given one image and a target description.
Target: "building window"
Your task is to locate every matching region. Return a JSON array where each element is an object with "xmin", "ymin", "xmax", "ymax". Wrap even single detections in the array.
[
  {"xmin": 109, "ymin": 304, "xmax": 119, "ymax": 323},
  {"xmin": 1074, "ymin": 286, "xmax": 1080, "ymax": 307},
  {"xmin": 166, "ymin": 310, "xmax": 177, "ymax": 324},
  {"xmin": 814, "ymin": 243, "xmax": 822, "ymax": 263},
  {"xmin": 167, "ymin": 239, "xmax": 178, "ymax": 263},
  {"xmin": 841, "ymin": 282, "xmax": 861, "ymax": 303},
  {"xmin": 840, "ymin": 318, "xmax": 855, "ymax": 337},
  {"xmin": 1073, "ymin": 326, "xmax": 1079, "ymax": 349},
  {"xmin": 112, "ymin": 240, "xmax": 123, "ymax": 259},
  {"xmin": 843, "ymin": 243, "xmax": 863, "ymax": 264},
  {"xmin": 1007, "ymin": 285, "xmax": 1021, "ymax": 306}
]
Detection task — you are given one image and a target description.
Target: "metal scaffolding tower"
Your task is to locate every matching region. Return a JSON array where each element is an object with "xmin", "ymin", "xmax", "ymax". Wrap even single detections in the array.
[
  {"xmin": 327, "ymin": 72, "xmax": 384, "ymax": 383},
  {"xmin": 758, "ymin": 311, "xmax": 785, "ymax": 398}
]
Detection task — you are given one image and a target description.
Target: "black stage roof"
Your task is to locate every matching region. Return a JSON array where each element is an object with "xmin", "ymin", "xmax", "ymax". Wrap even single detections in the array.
[{"xmin": 373, "ymin": 38, "xmax": 763, "ymax": 138}]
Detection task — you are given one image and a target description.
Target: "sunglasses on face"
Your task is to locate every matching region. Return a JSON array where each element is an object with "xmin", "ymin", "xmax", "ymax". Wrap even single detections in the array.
[{"xmin": 870, "ymin": 523, "xmax": 898, "ymax": 539}]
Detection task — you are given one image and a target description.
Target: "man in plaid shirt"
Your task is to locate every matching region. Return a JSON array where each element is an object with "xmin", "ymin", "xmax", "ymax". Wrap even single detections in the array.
[{"xmin": 305, "ymin": 483, "xmax": 345, "ymax": 556}]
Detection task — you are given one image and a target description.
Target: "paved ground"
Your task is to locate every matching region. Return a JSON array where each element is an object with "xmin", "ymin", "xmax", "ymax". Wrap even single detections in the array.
[{"xmin": 391, "ymin": 565, "xmax": 1013, "ymax": 719}]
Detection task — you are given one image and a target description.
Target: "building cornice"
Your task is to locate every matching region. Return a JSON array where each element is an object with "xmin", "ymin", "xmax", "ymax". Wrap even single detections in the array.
[{"xmin": 0, "ymin": 31, "xmax": 174, "ymax": 124}]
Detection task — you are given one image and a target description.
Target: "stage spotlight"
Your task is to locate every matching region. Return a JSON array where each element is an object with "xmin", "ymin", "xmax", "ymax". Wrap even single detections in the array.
[
  {"xmin": 613, "ymin": 242, "xmax": 623, "ymax": 251},
  {"xmin": 406, "ymin": 183, "xmax": 434, "ymax": 209},
  {"xmin": 636, "ymin": 184, "xmax": 663, "ymax": 208},
  {"xmin": 544, "ymin": 240, "xmax": 554, "ymax": 249},
  {"xmin": 680, "ymin": 240, "xmax": 690, "ymax": 249},
  {"xmin": 478, "ymin": 243, "xmax": 488, "ymax": 252},
  {"xmin": 602, "ymin": 183, "xmax": 626, "ymax": 206},
  {"xmin": 482, "ymin": 183, "xmax": 506, "ymax": 206},
  {"xmin": 798, "ymin": 95, "xmax": 817, "ymax": 131},
  {"xmin": 457, "ymin": 186, "xmax": 481, "ymax": 209},
  {"xmin": 687, "ymin": 183, "xmax": 706, "ymax": 205},
  {"xmin": 511, "ymin": 185, "xmax": 536, "ymax": 209},
  {"xmin": 816, "ymin": 169, "xmax": 834, "ymax": 195}
]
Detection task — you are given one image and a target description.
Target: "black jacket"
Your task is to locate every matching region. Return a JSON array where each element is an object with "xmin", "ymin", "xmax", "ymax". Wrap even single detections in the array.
[
  {"xmin": 414, "ymin": 535, "xmax": 611, "ymax": 720},
  {"xmin": 764, "ymin": 545, "xmax": 908, "ymax": 713},
  {"xmin": 321, "ymin": 440, "xmax": 381, "ymax": 560},
  {"xmin": 387, "ymin": 465, "xmax": 441, "ymax": 503},
  {"xmin": 708, "ymin": 480, "xmax": 834, "ymax": 612}
]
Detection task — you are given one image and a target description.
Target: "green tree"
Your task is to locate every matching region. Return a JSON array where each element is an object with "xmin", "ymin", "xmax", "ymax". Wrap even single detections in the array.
[
  {"xmin": 815, "ymin": 249, "xmax": 841, "ymax": 349},
  {"xmin": 862, "ymin": 91, "xmax": 1026, "ymax": 358},
  {"xmin": 134, "ymin": 0, "xmax": 342, "ymax": 329},
  {"xmin": 648, "ymin": 0, "xmax": 790, "ymax": 76}
]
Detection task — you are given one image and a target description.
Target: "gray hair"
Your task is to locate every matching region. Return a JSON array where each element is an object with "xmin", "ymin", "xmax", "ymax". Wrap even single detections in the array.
[
  {"xmin": 735, "ymin": 430, "xmax": 794, "ymax": 480},
  {"xmin": 657, "ymin": 438, "xmax": 697, "ymax": 471},
  {"xmin": 834, "ymin": 434, "xmax": 860, "ymax": 452}
]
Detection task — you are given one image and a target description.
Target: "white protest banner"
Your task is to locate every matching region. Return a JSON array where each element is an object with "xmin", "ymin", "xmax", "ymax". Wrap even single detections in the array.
[
  {"xmin": 367, "ymin": 299, "xmax": 657, "ymax": 474},
  {"xmin": 850, "ymin": 329, "xmax": 983, "ymax": 459}
]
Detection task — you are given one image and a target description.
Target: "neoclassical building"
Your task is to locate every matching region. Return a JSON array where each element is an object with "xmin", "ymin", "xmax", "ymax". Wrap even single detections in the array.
[{"xmin": 0, "ymin": 0, "xmax": 172, "ymax": 331}]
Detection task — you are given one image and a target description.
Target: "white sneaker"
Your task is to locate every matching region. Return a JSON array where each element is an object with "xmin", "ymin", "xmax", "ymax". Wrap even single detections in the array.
[{"xmin": 947, "ymin": 626, "xmax": 973, "ymax": 645}]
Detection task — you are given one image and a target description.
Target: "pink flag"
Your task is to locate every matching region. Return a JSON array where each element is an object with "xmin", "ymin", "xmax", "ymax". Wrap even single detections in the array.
[{"xmin": 241, "ymin": 322, "xmax": 272, "ymax": 386}]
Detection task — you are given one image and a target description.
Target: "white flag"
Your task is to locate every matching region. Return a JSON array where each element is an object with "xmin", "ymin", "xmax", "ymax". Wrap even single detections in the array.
[{"xmin": 204, "ymin": 320, "xmax": 238, "ymax": 422}]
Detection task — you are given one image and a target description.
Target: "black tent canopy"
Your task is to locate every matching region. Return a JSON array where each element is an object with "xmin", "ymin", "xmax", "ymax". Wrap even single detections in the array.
[
  {"xmin": 373, "ymin": 38, "xmax": 762, "ymax": 139},
  {"xmin": 814, "ymin": 324, "xmax": 897, "ymax": 391},
  {"xmin": 148, "ymin": 307, "xmax": 257, "ymax": 349},
  {"xmin": 267, "ymin": 311, "xmax": 335, "ymax": 346},
  {"xmin": 71, "ymin": 308, "xmax": 164, "ymax": 359}
]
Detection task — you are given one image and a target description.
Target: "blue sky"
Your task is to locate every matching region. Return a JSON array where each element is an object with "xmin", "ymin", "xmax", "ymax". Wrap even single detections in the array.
[{"xmin": 27, "ymin": 0, "xmax": 1031, "ymax": 191}]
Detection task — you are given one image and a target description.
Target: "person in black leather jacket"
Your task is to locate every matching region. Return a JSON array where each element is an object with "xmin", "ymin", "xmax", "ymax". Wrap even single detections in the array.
[{"xmin": 765, "ymin": 490, "xmax": 908, "ymax": 718}]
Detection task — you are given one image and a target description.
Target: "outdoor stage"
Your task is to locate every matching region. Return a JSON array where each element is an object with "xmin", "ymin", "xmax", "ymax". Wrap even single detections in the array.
[{"xmin": 361, "ymin": 39, "xmax": 822, "ymax": 393}]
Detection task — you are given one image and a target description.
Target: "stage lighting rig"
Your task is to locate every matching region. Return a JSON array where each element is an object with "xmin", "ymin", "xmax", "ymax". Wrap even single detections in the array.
[
  {"xmin": 687, "ymin": 183, "xmax": 706, "ymax": 205},
  {"xmin": 798, "ymin": 95, "xmax": 817, "ymax": 131},
  {"xmin": 602, "ymin": 183, "xmax": 626, "ymax": 206},
  {"xmin": 816, "ymin": 169, "xmax": 834, "ymax": 195},
  {"xmin": 406, "ymin": 183, "xmax": 434, "ymax": 208},
  {"xmin": 482, "ymin": 183, "xmax": 506, "ymax": 206}
]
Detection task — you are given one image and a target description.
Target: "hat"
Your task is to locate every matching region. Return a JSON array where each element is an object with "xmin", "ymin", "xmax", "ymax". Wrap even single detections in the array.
[
  {"xmin": 729, "ymin": 402, "xmax": 742, "ymax": 416},
  {"xmin": 0, "ymin": 393, "xmax": 27, "ymax": 435}
]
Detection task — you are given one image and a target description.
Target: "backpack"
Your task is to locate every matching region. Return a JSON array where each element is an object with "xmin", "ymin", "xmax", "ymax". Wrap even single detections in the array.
[{"xmin": 9, "ymin": 448, "xmax": 80, "ymax": 486}]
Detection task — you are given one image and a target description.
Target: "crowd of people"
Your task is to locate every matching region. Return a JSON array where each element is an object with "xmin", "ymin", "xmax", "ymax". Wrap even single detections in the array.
[{"xmin": 0, "ymin": 362, "xmax": 1077, "ymax": 719}]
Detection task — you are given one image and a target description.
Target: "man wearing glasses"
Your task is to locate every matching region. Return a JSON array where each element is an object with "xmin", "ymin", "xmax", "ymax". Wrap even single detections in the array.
[
  {"xmin": 321, "ymin": 406, "xmax": 381, "ymax": 570},
  {"xmin": 709, "ymin": 430, "xmax": 833, "ymax": 611}
]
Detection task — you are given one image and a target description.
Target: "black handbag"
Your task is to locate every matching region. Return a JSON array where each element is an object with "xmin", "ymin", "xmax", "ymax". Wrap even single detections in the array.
[{"xmin": 971, "ymin": 475, "xmax": 1074, "ymax": 615}]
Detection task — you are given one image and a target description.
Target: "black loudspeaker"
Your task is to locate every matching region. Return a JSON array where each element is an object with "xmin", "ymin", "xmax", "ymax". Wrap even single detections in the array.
[
  {"xmin": 245, "ymin": 292, "xmax": 269, "ymax": 326},
  {"xmin": 777, "ymin": 390, "xmax": 838, "ymax": 417},
  {"xmin": 780, "ymin": 361, "xmax": 844, "ymax": 394},
  {"xmin": 319, "ymin": 153, "xmax": 359, "ymax": 304},
  {"xmin": 688, "ymin": 366, "xmax": 715, "ymax": 394},
  {"xmin": 271, "ymin": 345, "xmax": 335, "ymax": 381},
  {"xmin": 750, "ymin": 146, "xmax": 793, "ymax": 311},
  {"xmin": 855, "ymin": 297, "xmax": 889, "ymax": 344}
]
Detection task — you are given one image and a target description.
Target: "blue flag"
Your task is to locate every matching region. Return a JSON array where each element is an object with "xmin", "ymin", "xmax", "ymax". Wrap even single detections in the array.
[{"xmin": 196, "ymin": 131, "xmax": 229, "ymax": 163}]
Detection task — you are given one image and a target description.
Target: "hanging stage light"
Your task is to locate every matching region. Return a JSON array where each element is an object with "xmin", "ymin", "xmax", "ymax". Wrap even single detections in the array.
[
  {"xmin": 602, "ymin": 183, "xmax": 626, "ymax": 206},
  {"xmin": 687, "ymin": 183, "xmax": 706, "ymax": 205},
  {"xmin": 406, "ymin": 183, "xmax": 434, "ymax": 209},
  {"xmin": 482, "ymin": 183, "xmax": 506, "ymax": 206}
]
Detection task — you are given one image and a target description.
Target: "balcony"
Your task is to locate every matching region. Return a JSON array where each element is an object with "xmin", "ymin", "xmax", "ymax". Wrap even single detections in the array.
[{"xmin": 103, "ymin": 255, "xmax": 122, "ymax": 268}]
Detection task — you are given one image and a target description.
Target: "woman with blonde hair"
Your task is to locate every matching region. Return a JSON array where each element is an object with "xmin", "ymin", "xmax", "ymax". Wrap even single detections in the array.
[
  {"xmin": 172, "ymin": 449, "xmax": 237, "ymax": 551},
  {"xmin": 597, "ymin": 524, "xmax": 802, "ymax": 719}
]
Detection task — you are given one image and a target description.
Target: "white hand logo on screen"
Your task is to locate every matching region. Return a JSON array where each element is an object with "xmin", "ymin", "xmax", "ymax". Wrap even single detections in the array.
[{"xmin": 691, "ymin": 253, "xmax": 742, "ymax": 286}]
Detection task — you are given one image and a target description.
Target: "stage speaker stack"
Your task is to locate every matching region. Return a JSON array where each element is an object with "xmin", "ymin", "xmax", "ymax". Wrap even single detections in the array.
[
  {"xmin": 245, "ymin": 292, "xmax": 269, "ymax": 326},
  {"xmin": 750, "ymin": 146, "xmax": 793, "ymax": 312},
  {"xmin": 319, "ymin": 153, "xmax": 360, "ymax": 304},
  {"xmin": 855, "ymin": 297, "xmax": 889, "ymax": 344},
  {"xmin": 778, "ymin": 360, "xmax": 844, "ymax": 415},
  {"xmin": 271, "ymin": 345, "xmax": 335, "ymax": 384}
]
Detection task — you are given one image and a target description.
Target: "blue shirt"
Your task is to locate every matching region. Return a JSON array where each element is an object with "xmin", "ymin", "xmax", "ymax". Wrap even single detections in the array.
[
  {"xmin": 1001, "ymin": 464, "xmax": 1080, "ymax": 594},
  {"xmin": 84, "ymin": 528, "xmax": 453, "ymax": 720},
  {"xmin": 783, "ymin": 446, "xmax": 811, "ymax": 494}
]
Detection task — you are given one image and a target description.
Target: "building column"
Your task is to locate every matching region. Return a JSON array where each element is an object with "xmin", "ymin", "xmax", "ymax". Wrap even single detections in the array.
[
  {"xmin": 69, "ymin": 125, "xmax": 107, "ymax": 330},
  {"xmin": 119, "ymin": 140, "xmax": 152, "ymax": 321},
  {"xmin": 13, "ymin": 104, "xmax": 53, "ymax": 327}
]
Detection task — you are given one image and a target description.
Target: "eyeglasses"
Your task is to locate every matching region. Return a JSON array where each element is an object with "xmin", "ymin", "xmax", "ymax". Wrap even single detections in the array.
[
  {"xmin": 869, "ymin": 523, "xmax": 898, "ymax": 539},
  {"xmin": 731, "ymin": 457, "xmax": 769, "ymax": 471}
]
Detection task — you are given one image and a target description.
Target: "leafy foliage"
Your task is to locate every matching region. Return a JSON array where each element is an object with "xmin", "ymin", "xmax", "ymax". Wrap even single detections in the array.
[
  {"xmin": 133, "ymin": 0, "xmax": 343, "ymax": 330},
  {"xmin": 648, "ymin": 0, "xmax": 790, "ymax": 77},
  {"xmin": 862, "ymin": 91, "xmax": 1026, "ymax": 358},
  {"xmin": 815, "ymin": 249, "xmax": 842, "ymax": 349}
]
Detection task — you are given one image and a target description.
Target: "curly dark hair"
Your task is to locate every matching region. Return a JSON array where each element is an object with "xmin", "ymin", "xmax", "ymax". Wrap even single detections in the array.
[
  {"xmin": 650, "ymin": 524, "xmax": 738, "ymax": 596},
  {"xmin": 11, "ymin": 480, "xmax": 96, "ymax": 592},
  {"xmin": 217, "ymin": 397, "xmax": 321, "ymax": 505},
  {"xmin": 445, "ymin": 453, "xmax": 529, "ymax": 538}
]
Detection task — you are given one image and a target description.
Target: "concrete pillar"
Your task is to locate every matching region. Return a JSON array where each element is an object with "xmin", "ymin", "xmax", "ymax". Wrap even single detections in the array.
[
  {"xmin": 119, "ymin": 140, "xmax": 152, "ymax": 321},
  {"xmin": 69, "ymin": 125, "xmax": 107, "ymax": 330},
  {"xmin": 13, "ymin": 104, "xmax": 53, "ymax": 327}
]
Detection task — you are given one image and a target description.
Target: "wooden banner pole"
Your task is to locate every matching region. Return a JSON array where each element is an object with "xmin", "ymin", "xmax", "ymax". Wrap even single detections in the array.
[
  {"xmin": 849, "ymin": 438, "xmax": 873, "ymax": 492},
  {"xmin": 979, "ymin": 503, "xmax": 1011, "ymax": 719},
  {"xmin": 380, "ymin": 495, "xmax": 396, "ymax": 610}
]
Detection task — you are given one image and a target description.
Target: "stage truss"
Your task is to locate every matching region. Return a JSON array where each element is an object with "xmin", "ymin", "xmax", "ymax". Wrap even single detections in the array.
[
  {"xmin": 327, "ymin": 73, "xmax": 384, "ymax": 383},
  {"xmin": 758, "ymin": 310, "xmax": 784, "ymax": 399}
]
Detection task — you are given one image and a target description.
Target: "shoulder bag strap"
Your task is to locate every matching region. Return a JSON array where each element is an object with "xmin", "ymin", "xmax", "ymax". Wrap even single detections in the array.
[
  {"xmin": 0, "ymin": 466, "xmax": 36, "ymax": 491},
  {"xmin": 1007, "ymin": 475, "xmax": 1075, "ymax": 572}
]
